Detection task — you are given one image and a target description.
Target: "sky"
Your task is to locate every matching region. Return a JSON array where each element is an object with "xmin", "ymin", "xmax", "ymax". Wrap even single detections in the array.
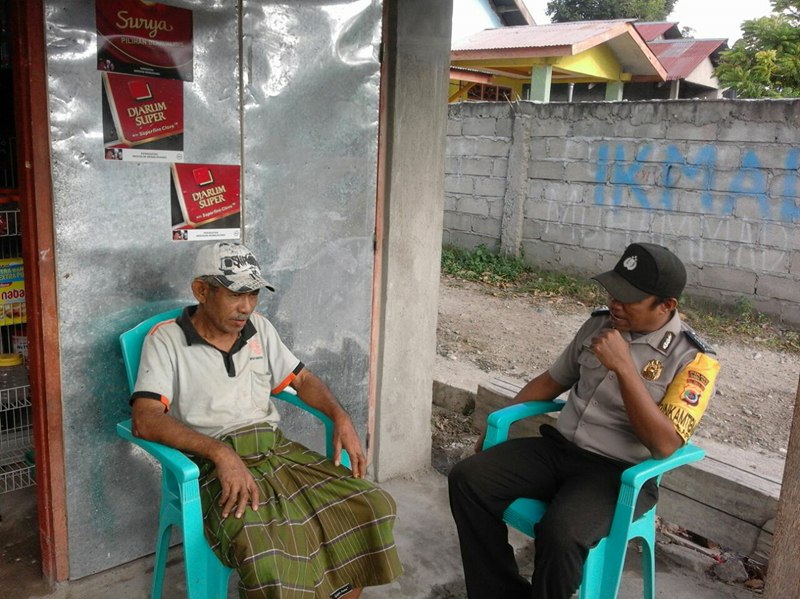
[{"xmin": 523, "ymin": 0, "xmax": 774, "ymax": 44}]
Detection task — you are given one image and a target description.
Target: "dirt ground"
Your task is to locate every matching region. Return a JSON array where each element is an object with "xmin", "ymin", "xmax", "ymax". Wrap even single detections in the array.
[{"xmin": 435, "ymin": 276, "xmax": 800, "ymax": 457}]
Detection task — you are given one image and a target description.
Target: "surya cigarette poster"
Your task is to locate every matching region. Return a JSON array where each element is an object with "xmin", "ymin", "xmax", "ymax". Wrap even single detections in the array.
[
  {"xmin": 170, "ymin": 163, "xmax": 242, "ymax": 241},
  {"xmin": 101, "ymin": 71, "xmax": 184, "ymax": 162},
  {"xmin": 96, "ymin": 0, "xmax": 193, "ymax": 82}
]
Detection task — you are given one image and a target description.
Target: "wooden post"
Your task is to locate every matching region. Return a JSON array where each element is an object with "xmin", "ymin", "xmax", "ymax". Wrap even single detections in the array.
[{"xmin": 764, "ymin": 376, "xmax": 800, "ymax": 599}]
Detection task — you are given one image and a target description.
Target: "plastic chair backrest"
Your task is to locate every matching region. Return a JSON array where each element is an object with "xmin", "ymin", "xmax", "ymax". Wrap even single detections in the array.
[{"xmin": 121, "ymin": 307, "xmax": 183, "ymax": 394}]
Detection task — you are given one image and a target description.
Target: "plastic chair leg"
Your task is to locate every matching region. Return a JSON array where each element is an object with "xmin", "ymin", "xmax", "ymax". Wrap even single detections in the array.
[
  {"xmin": 150, "ymin": 522, "xmax": 172, "ymax": 599},
  {"xmin": 578, "ymin": 538, "xmax": 606, "ymax": 599},
  {"xmin": 183, "ymin": 542, "xmax": 231, "ymax": 599},
  {"xmin": 181, "ymin": 483, "xmax": 232, "ymax": 599},
  {"xmin": 640, "ymin": 535, "xmax": 656, "ymax": 599}
]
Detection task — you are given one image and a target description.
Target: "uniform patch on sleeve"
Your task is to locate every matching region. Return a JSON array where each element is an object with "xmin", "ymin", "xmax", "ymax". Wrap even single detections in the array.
[{"xmin": 659, "ymin": 353, "xmax": 720, "ymax": 441}]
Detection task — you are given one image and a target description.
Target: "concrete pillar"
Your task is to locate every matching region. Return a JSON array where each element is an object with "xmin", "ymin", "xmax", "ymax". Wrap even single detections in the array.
[
  {"xmin": 605, "ymin": 80, "xmax": 624, "ymax": 101},
  {"xmin": 764, "ymin": 376, "xmax": 800, "ymax": 598},
  {"xmin": 670, "ymin": 79, "xmax": 680, "ymax": 99},
  {"xmin": 529, "ymin": 64, "xmax": 552, "ymax": 102},
  {"xmin": 372, "ymin": 0, "xmax": 451, "ymax": 480},
  {"xmin": 499, "ymin": 111, "xmax": 531, "ymax": 257}
]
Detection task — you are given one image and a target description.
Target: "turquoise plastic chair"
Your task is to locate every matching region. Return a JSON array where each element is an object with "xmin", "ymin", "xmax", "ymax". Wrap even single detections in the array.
[
  {"xmin": 116, "ymin": 308, "xmax": 350, "ymax": 599},
  {"xmin": 483, "ymin": 400, "xmax": 705, "ymax": 599}
]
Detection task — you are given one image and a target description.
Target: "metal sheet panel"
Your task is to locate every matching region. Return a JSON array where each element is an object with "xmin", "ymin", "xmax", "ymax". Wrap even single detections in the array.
[
  {"xmin": 44, "ymin": 0, "xmax": 380, "ymax": 578},
  {"xmin": 649, "ymin": 39, "xmax": 727, "ymax": 81},
  {"xmin": 239, "ymin": 0, "xmax": 381, "ymax": 447}
]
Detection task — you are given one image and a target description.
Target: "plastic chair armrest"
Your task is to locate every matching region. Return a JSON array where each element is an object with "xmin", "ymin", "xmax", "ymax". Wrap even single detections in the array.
[
  {"xmin": 484, "ymin": 400, "xmax": 565, "ymax": 450},
  {"xmin": 116, "ymin": 419, "xmax": 200, "ymax": 483},
  {"xmin": 271, "ymin": 391, "xmax": 351, "ymax": 470},
  {"xmin": 625, "ymin": 442, "xmax": 705, "ymax": 483},
  {"xmin": 272, "ymin": 390, "xmax": 333, "ymax": 428},
  {"xmin": 618, "ymin": 442, "xmax": 705, "ymax": 503}
]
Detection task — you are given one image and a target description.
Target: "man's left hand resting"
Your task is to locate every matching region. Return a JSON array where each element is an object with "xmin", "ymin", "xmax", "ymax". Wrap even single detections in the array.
[{"xmin": 291, "ymin": 368, "xmax": 368, "ymax": 478}]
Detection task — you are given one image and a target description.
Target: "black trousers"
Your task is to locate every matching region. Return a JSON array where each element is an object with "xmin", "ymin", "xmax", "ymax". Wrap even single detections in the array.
[{"xmin": 448, "ymin": 426, "xmax": 658, "ymax": 599}]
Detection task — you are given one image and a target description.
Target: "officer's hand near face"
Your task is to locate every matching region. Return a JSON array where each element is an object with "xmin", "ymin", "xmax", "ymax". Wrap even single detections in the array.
[{"xmin": 590, "ymin": 328, "xmax": 636, "ymax": 376}]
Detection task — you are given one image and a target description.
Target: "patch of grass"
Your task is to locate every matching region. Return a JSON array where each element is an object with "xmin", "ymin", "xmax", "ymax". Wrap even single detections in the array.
[
  {"xmin": 441, "ymin": 245, "xmax": 529, "ymax": 284},
  {"xmin": 441, "ymin": 244, "xmax": 600, "ymax": 302},
  {"xmin": 681, "ymin": 297, "xmax": 800, "ymax": 353},
  {"xmin": 515, "ymin": 271, "xmax": 600, "ymax": 304},
  {"xmin": 441, "ymin": 245, "xmax": 800, "ymax": 354}
]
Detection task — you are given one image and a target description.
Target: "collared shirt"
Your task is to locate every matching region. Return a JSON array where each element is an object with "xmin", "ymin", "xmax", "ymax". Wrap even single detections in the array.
[
  {"xmin": 132, "ymin": 306, "xmax": 302, "ymax": 438},
  {"xmin": 549, "ymin": 310, "xmax": 718, "ymax": 464}
]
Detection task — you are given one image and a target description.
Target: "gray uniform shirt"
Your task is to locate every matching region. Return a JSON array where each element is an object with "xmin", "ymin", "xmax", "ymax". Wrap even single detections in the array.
[{"xmin": 549, "ymin": 310, "xmax": 716, "ymax": 464}]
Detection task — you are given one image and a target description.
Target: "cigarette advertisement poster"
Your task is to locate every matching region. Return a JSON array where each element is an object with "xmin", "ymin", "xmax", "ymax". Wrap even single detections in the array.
[
  {"xmin": 171, "ymin": 163, "xmax": 242, "ymax": 241},
  {"xmin": 102, "ymin": 71, "xmax": 184, "ymax": 162},
  {"xmin": 96, "ymin": 0, "xmax": 193, "ymax": 81}
]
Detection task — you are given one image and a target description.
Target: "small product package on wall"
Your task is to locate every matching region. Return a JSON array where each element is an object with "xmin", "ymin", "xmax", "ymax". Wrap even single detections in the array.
[{"xmin": 0, "ymin": 258, "xmax": 25, "ymax": 326}]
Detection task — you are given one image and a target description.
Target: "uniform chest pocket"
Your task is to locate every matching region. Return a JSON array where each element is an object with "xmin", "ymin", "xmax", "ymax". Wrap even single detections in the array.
[
  {"xmin": 575, "ymin": 349, "xmax": 605, "ymax": 398},
  {"xmin": 577, "ymin": 349, "xmax": 602, "ymax": 370}
]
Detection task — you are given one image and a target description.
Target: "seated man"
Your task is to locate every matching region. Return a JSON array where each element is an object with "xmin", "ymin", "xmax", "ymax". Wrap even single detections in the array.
[
  {"xmin": 131, "ymin": 242, "xmax": 402, "ymax": 599},
  {"xmin": 449, "ymin": 242, "xmax": 720, "ymax": 599}
]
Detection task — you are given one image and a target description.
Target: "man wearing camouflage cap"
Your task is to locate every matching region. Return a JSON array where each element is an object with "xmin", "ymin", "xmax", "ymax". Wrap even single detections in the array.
[{"xmin": 131, "ymin": 242, "xmax": 402, "ymax": 599}]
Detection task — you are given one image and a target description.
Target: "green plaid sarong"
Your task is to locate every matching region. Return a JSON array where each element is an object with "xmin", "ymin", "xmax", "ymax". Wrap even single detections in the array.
[{"xmin": 198, "ymin": 423, "xmax": 403, "ymax": 598}]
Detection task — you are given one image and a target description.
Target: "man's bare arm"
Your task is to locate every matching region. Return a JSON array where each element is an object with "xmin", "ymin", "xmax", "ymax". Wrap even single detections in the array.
[
  {"xmin": 290, "ymin": 369, "xmax": 367, "ymax": 478},
  {"xmin": 512, "ymin": 371, "xmax": 570, "ymax": 405},
  {"xmin": 474, "ymin": 371, "xmax": 569, "ymax": 452}
]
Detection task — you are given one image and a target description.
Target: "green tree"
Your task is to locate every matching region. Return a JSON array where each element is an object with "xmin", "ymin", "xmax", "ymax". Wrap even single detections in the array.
[
  {"xmin": 545, "ymin": 0, "xmax": 677, "ymax": 22},
  {"xmin": 715, "ymin": 0, "xmax": 800, "ymax": 98}
]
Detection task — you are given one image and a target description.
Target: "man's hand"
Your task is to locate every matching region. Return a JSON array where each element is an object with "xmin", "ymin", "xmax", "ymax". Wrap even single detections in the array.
[
  {"xmin": 132, "ymin": 398, "xmax": 260, "ymax": 519},
  {"xmin": 589, "ymin": 328, "xmax": 635, "ymax": 375},
  {"xmin": 290, "ymin": 368, "xmax": 368, "ymax": 477},
  {"xmin": 212, "ymin": 445, "xmax": 260, "ymax": 519},
  {"xmin": 333, "ymin": 413, "xmax": 367, "ymax": 478}
]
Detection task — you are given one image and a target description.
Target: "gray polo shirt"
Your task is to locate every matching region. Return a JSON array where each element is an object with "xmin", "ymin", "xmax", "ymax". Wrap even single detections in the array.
[
  {"xmin": 549, "ymin": 310, "xmax": 718, "ymax": 464},
  {"xmin": 132, "ymin": 306, "xmax": 302, "ymax": 438}
]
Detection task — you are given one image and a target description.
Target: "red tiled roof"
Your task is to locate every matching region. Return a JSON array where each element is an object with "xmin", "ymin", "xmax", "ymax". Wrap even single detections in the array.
[
  {"xmin": 634, "ymin": 22, "xmax": 681, "ymax": 41},
  {"xmin": 648, "ymin": 39, "xmax": 727, "ymax": 80}
]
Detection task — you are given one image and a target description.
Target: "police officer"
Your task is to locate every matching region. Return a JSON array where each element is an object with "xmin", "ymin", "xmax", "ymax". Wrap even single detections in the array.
[{"xmin": 448, "ymin": 242, "xmax": 720, "ymax": 599}]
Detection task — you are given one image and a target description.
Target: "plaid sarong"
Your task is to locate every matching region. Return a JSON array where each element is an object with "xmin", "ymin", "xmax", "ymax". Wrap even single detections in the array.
[{"xmin": 198, "ymin": 423, "xmax": 403, "ymax": 598}]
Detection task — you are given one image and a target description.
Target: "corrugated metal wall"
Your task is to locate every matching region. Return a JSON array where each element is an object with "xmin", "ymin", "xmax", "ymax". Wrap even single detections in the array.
[{"xmin": 45, "ymin": 0, "xmax": 381, "ymax": 577}]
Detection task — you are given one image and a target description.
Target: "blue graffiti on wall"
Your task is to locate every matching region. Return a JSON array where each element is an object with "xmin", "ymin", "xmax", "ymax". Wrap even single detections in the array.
[{"xmin": 593, "ymin": 143, "xmax": 800, "ymax": 223}]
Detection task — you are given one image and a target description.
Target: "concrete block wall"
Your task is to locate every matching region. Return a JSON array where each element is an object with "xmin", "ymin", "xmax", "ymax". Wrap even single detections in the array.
[
  {"xmin": 445, "ymin": 100, "xmax": 800, "ymax": 324},
  {"xmin": 444, "ymin": 103, "xmax": 513, "ymax": 251}
]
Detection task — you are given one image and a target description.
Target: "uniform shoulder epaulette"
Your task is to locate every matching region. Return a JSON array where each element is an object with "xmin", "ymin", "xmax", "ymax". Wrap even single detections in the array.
[
  {"xmin": 591, "ymin": 307, "xmax": 610, "ymax": 317},
  {"xmin": 684, "ymin": 329, "xmax": 716, "ymax": 355}
]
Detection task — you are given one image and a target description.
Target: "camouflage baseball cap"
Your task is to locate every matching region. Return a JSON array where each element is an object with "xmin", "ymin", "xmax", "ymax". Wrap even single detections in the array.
[{"xmin": 193, "ymin": 242, "xmax": 275, "ymax": 293}]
